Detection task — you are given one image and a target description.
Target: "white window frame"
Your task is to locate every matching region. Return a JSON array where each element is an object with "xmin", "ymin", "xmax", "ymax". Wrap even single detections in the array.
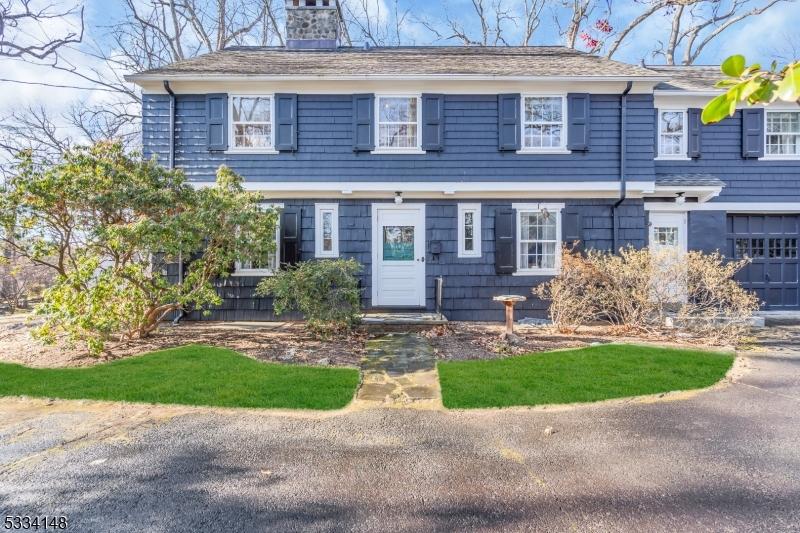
[
  {"xmin": 764, "ymin": 109, "xmax": 800, "ymax": 160},
  {"xmin": 457, "ymin": 203, "xmax": 482, "ymax": 258},
  {"xmin": 518, "ymin": 94, "xmax": 569, "ymax": 154},
  {"xmin": 314, "ymin": 203, "xmax": 339, "ymax": 258},
  {"xmin": 656, "ymin": 108, "xmax": 689, "ymax": 160},
  {"xmin": 232, "ymin": 203, "xmax": 283, "ymax": 276},
  {"xmin": 372, "ymin": 94, "xmax": 425, "ymax": 155},
  {"xmin": 512, "ymin": 202, "xmax": 564, "ymax": 276},
  {"xmin": 227, "ymin": 94, "xmax": 278, "ymax": 154}
]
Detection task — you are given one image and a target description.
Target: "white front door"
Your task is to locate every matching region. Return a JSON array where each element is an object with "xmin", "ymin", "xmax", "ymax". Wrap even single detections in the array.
[
  {"xmin": 649, "ymin": 211, "xmax": 688, "ymax": 301},
  {"xmin": 372, "ymin": 203, "xmax": 426, "ymax": 307}
]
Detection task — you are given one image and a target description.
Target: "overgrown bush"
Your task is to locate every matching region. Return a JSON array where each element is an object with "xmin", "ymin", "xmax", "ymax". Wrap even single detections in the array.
[
  {"xmin": 0, "ymin": 143, "xmax": 277, "ymax": 354},
  {"xmin": 534, "ymin": 245, "xmax": 760, "ymax": 343},
  {"xmin": 256, "ymin": 258, "xmax": 362, "ymax": 338}
]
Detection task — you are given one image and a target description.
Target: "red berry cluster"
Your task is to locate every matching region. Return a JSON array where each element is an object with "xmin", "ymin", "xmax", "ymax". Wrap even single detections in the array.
[
  {"xmin": 594, "ymin": 18, "xmax": 613, "ymax": 33},
  {"xmin": 579, "ymin": 31, "xmax": 599, "ymax": 49}
]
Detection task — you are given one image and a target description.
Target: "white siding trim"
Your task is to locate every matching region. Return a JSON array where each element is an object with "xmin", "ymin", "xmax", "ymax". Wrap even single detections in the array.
[
  {"xmin": 644, "ymin": 202, "xmax": 800, "ymax": 213},
  {"xmin": 314, "ymin": 203, "xmax": 339, "ymax": 258},
  {"xmin": 457, "ymin": 203, "xmax": 482, "ymax": 258}
]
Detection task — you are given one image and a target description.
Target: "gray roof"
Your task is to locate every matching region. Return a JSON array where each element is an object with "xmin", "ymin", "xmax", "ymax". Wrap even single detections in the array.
[
  {"xmin": 649, "ymin": 65, "xmax": 722, "ymax": 92},
  {"xmin": 656, "ymin": 173, "xmax": 725, "ymax": 187},
  {"xmin": 130, "ymin": 46, "xmax": 662, "ymax": 79}
]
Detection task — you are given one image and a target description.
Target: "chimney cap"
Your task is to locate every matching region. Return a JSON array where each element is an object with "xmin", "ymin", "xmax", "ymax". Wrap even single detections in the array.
[{"xmin": 287, "ymin": 0, "xmax": 335, "ymax": 8}]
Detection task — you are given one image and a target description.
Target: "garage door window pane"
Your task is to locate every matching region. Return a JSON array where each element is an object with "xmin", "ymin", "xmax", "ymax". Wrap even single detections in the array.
[
  {"xmin": 735, "ymin": 238, "xmax": 749, "ymax": 258},
  {"xmin": 751, "ymin": 238, "xmax": 765, "ymax": 258},
  {"xmin": 785, "ymin": 238, "xmax": 798, "ymax": 258}
]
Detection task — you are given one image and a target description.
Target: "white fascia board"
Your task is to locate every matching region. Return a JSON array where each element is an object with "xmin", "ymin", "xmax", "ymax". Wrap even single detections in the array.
[
  {"xmin": 648, "ymin": 185, "xmax": 723, "ymax": 203},
  {"xmin": 644, "ymin": 202, "xmax": 800, "ymax": 212},
  {"xmin": 127, "ymin": 73, "xmax": 668, "ymax": 84},
  {"xmin": 190, "ymin": 180, "xmax": 656, "ymax": 196}
]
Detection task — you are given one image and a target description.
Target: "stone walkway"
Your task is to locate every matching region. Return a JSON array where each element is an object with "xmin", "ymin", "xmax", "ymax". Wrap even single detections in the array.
[{"xmin": 354, "ymin": 333, "xmax": 442, "ymax": 409}]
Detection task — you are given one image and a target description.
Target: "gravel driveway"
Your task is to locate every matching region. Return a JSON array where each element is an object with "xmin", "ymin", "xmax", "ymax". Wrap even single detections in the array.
[{"xmin": 1, "ymin": 328, "xmax": 799, "ymax": 532}]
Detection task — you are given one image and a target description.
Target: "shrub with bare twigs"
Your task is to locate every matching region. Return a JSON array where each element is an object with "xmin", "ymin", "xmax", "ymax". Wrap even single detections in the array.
[{"xmin": 534, "ymin": 245, "xmax": 760, "ymax": 344}]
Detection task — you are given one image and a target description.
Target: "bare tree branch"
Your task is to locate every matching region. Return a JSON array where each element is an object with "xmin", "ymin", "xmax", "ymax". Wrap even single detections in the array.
[{"xmin": 0, "ymin": 0, "xmax": 84, "ymax": 59}]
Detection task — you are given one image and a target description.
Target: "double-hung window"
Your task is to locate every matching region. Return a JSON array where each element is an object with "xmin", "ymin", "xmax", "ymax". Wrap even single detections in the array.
[
  {"xmin": 657, "ymin": 109, "xmax": 687, "ymax": 158},
  {"xmin": 229, "ymin": 95, "xmax": 274, "ymax": 151},
  {"xmin": 457, "ymin": 203, "xmax": 481, "ymax": 258},
  {"xmin": 766, "ymin": 110, "xmax": 800, "ymax": 157},
  {"xmin": 375, "ymin": 95, "xmax": 421, "ymax": 152},
  {"xmin": 234, "ymin": 203, "xmax": 282, "ymax": 276},
  {"xmin": 315, "ymin": 203, "xmax": 339, "ymax": 258},
  {"xmin": 522, "ymin": 96, "xmax": 566, "ymax": 151},
  {"xmin": 513, "ymin": 203, "xmax": 562, "ymax": 274}
]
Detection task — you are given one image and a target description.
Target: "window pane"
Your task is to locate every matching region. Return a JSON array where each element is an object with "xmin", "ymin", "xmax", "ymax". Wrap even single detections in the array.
[
  {"xmin": 234, "ymin": 124, "xmax": 271, "ymax": 148},
  {"xmin": 653, "ymin": 227, "xmax": 678, "ymax": 246},
  {"xmin": 751, "ymin": 238, "xmax": 765, "ymax": 258},
  {"xmin": 379, "ymin": 124, "xmax": 418, "ymax": 148},
  {"xmin": 525, "ymin": 125, "xmax": 562, "ymax": 148},
  {"xmin": 232, "ymin": 97, "xmax": 271, "ymax": 122},
  {"xmin": 735, "ymin": 238, "xmax": 749, "ymax": 258},
  {"xmin": 660, "ymin": 134, "xmax": 681, "ymax": 155},
  {"xmin": 322, "ymin": 211, "xmax": 333, "ymax": 251},
  {"xmin": 785, "ymin": 238, "xmax": 798, "ymax": 258},
  {"xmin": 518, "ymin": 210, "xmax": 557, "ymax": 270},
  {"xmin": 379, "ymin": 97, "xmax": 417, "ymax": 122},
  {"xmin": 525, "ymin": 97, "xmax": 562, "ymax": 123},
  {"xmin": 383, "ymin": 226, "xmax": 414, "ymax": 260},
  {"xmin": 661, "ymin": 111, "xmax": 684, "ymax": 134},
  {"xmin": 767, "ymin": 112, "xmax": 800, "ymax": 134},
  {"xmin": 766, "ymin": 133, "xmax": 800, "ymax": 155}
]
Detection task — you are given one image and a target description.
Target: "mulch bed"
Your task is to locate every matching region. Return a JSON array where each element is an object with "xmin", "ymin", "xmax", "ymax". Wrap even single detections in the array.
[
  {"xmin": 422, "ymin": 322, "xmax": 731, "ymax": 361},
  {"xmin": 0, "ymin": 315, "xmax": 367, "ymax": 368}
]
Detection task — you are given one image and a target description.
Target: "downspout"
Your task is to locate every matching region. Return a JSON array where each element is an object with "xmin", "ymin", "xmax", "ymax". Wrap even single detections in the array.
[
  {"xmin": 612, "ymin": 81, "xmax": 634, "ymax": 253},
  {"xmin": 163, "ymin": 81, "xmax": 185, "ymax": 325}
]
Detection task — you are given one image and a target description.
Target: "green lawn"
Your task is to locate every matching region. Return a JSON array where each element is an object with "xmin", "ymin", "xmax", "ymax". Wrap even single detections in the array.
[
  {"xmin": 0, "ymin": 345, "xmax": 360, "ymax": 410},
  {"xmin": 437, "ymin": 344, "xmax": 734, "ymax": 409}
]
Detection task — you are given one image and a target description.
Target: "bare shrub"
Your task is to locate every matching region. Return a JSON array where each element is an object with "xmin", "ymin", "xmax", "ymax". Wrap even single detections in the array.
[
  {"xmin": 534, "ymin": 245, "xmax": 760, "ymax": 344},
  {"xmin": 0, "ymin": 253, "xmax": 54, "ymax": 312}
]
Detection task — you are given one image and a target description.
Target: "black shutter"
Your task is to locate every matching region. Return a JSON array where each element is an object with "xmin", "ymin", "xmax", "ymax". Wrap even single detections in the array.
[
  {"xmin": 206, "ymin": 93, "xmax": 228, "ymax": 151},
  {"xmin": 494, "ymin": 208, "xmax": 516, "ymax": 274},
  {"xmin": 421, "ymin": 93, "xmax": 444, "ymax": 151},
  {"xmin": 654, "ymin": 108, "xmax": 660, "ymax": 157},
  {"xmin": 741, "ymin": 108, "xmax": 765, "ymax": 158},
  {"xmin": 562, "ymin": 208, "xmax": 583, "ymax": 251},
  {"xmin": 352, "ymin": 93, "xmax": 375, "ymax": 151},
  {"xmin": 280, "ymin": 208, "xmax": 301, "ymax": 267},
  {"xmin": 274, "ymin": 93, "xmax": 298, "ymax": 151},
  {"xmin": 687, "ymin": 108, "xmax": 702, "ymax": 158},
  {"xmin": 497, "ymin": 94, "xmax": 521, "ymax": 151},
  {"xmin": 566, "ymin": 93, "xmax": 591, "ymax": 151}
]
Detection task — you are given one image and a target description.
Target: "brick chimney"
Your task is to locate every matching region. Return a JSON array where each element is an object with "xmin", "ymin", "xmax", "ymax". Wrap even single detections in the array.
[{"xmin": 285, "ymin": 0, "xmax": 342, "ymax": 49}]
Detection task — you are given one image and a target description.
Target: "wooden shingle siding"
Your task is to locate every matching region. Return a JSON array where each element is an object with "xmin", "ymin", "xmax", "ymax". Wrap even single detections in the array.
[
  {"xmin": 140, "ymin": 93, "xmax": 658, "ymax": 183},
  {"xmin": 182, "ymin": 199, "xmax": 644, "ymax": 322},
  {"xmin": 656, "ymin": 109, "xmax": 800, "ymax": 202}
]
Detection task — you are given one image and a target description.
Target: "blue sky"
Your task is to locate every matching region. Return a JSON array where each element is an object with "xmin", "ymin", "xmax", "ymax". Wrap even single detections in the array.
[{"xmin": 2, "ymin": 0, "xmax": 799, "ymax": 121}]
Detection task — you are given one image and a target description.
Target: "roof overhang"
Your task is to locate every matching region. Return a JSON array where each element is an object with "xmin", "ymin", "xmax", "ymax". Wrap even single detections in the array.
[
  {"xmin": 125, "ymin": 73, "xmax": 669, "ymax": 84},
  {"xmin": 647, "ymin": 184, "xmax": 723, "ymax": 203}
]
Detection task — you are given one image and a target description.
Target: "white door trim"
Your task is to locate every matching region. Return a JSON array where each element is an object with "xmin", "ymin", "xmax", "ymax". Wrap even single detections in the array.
[{"xmin": 371, "ymin": 203, "xmax": 426, "ymax": 307}]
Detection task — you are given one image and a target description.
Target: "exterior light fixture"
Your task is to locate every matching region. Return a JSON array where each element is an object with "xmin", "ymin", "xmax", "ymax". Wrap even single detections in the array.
[
  {"xmin": 394, "ymin": 192, "xmax": 403, "ymax": 204},
  {"xmin": 675, "ymin": 192, "xmax": 686, "ymax": 204}
]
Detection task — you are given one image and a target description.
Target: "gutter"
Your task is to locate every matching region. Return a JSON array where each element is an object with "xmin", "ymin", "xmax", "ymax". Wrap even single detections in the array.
[
  {"xmin": 612, "ymin": 80, "xmax": 634, "ymax": 253},
  {"xmin": 163, "ymin": 80, "xmax": 186, "ymax": 325}
]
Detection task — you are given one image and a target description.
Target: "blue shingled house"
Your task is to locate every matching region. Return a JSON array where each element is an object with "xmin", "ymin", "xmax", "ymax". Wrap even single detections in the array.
[{"xmin": 125, "ymin": 0, "xmax": 800, "ymax": 321}]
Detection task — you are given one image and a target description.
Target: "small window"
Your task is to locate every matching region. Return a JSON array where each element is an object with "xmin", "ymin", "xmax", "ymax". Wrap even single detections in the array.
[
  {"xmin": 457, "ymin": 203, "xmax": 481, "ymax": 258},
  {"xmin": 769, "ymin": 238, "xmax": 783, "ymax": 258},
  {"xmin": 785, "ymin": 238, "xmax": 798, "ymax": 258},
  {"xmin": 315, "ymin": 203, "xmax": 339, "ymax": 258},
  {"xmin": 522, "ymin": 96, "xmax": 566, "ymax": 150},
  {"xmin": 658, "ymin": 109, "xmax": 687, "ymax": 157},
  {"xmin": 751, "ymin": 238, "xmax": 765, "ymax": 258},
  {"xmin": 766, "ymin": 111, "xmax": 800, "ymax": 157},
  {"xmin": 735, "ymin": 238, "xmax": 749, "ymax": 258},
  {"xmin": 376, "ymin": 96, "xmax": 420, "ymax": 150},
  {"xmin": 515, "ymin": 205, "xmax": 561, "ymax": 273},
  {"xmin": 230, "ymin": 95, "xmax": 273, "ymax": 151},
  {"xmin": 653, "ymin": 227, "xmax": 679, "ymax": 246}
]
